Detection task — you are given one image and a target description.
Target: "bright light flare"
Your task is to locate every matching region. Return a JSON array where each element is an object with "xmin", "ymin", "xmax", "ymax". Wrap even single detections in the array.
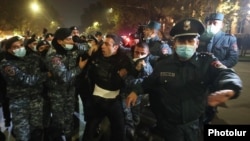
[
  {"xmin": 93, "ymin": 22, "xmax": 99, "ymax": 27},
  {"xmin": 30, "ymin": 2, "xmax": 40, "ymax": 12}
]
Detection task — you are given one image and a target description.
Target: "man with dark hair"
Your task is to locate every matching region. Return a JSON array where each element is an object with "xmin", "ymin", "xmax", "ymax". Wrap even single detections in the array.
[{"xmin": 82, "ymin": 33, "xmax": 135, "ymax": 141}]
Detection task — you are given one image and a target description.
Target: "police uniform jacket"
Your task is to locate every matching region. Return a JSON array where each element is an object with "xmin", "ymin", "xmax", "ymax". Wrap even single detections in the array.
[
  {"xmin": 207, "ymin": 31, "xmax": 238, "ymax": 68},
  {"xmin": 142, "ymin": 52, "xmax": 242, "ymax": 124},
  {"xmin": 45, "ymin": 42, "xmax": 85, "ymax": 91},
  {"xmin": 120, "ymin": 55, "xmax": 153, "ymax": 98},
  {"xmin": 0, "ymin": 53, "xmax": 49, "ymax": 99},
  {"xmin": 147, "ymin": 36, "xmax": 172, "ymax": 56}
]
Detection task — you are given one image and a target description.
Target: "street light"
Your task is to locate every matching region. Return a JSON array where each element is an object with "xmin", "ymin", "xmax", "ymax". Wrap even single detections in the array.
[
  {"xmin": 93, "ymin": 22, "xmax": 99, "ymax": 27},
  {"xmin": 30, "ymin": 2, "xmax": 40, "ymax": 13}
]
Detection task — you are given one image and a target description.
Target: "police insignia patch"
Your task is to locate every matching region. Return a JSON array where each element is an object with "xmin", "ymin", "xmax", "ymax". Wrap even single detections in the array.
[
  {"xmin": 211, "ymin": 61, "xmax": 227, "ymax": 69},
  {"xmin": 51, "ymin": 57, "xmax": 62, "ymax": 66},
  {"xmin": 183, "ymin": 20, "xmax": 191, "ymax": 31},
  {"xmin": 232, "ymin": 43, "xmax": 238, "ymax": 51},
  {"xmin": 4, "ymin": 65, "xmax": 15, "ymax": 76}
]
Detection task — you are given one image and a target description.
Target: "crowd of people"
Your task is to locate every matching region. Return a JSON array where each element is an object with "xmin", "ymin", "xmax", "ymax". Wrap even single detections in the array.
[{"xmin": 0, "ymin": 12, "xmax": 243, "ymax": 141}]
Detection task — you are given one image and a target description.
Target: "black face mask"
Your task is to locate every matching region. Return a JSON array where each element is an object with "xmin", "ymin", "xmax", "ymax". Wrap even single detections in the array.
[
  {"xmin": 72, "ymin": 35, "xmax": 86, "ymax": 43},
  {"xmin": 39, "ymin": 49, "xmax": 49, "ymax": 57}
]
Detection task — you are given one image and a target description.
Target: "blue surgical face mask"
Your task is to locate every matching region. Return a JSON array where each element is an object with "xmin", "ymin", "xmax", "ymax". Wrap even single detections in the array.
[
  {"xmin": 175, "ymin": 45, "xmax": 195, "ymax": 60},
  {"xmin": 206, "ymin": 24, "xmax": 220, "ymax": 35},
  {"xmin": 13, "ymin": 47, "xmax": 26, "ymax": 57},
  {"xmin": 64, "ymin": 44, "xmax": 74, "ymax": 50}
]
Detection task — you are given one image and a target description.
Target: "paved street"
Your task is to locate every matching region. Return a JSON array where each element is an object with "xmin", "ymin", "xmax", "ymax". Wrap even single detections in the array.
[{"xmin": 1, "ymin": 60, "xmax": 250, "ymax": 141}]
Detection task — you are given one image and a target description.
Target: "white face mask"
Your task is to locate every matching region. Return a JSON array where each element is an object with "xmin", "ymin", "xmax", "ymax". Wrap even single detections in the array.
[
  {"xmin": 32, "ymin": 46, "xmax": 37, "ymax": 52},
  {"xmin": 13, "ymin": 47, "xmax": 26, "ymax": 57},
  {"xmin": 64, "ymin": 44, "xmax": 74, "ymax": 50},
  {"xmin": 206, "ymin": 24, "xmax": 221, "ymax": 35}
]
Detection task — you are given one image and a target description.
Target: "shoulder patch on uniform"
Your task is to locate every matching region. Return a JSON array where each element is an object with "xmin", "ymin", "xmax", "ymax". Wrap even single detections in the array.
[
  {"xmin": 4, "ymin": 65, "xmax": 16, "ymax": 76},
  {"xmin": 211, "ymin": 61, "xmax": 227, "ymax": 69},
  {"xmin": 232, "ymin": 43, "xmax": 238, "ymax": 51},
  {"xmin": 51, "ymin": 57, "xmax": 62, "ymax": 66}
]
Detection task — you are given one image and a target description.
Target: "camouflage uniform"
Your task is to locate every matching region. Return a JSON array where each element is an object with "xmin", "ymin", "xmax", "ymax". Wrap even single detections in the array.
[
  {"xmin": 45, "ymin": 40, "xmax": 86, "ymax": 139},
  {"xmin": 0, "ymin": 52, "xmax": 49, "ymax": 141},
  {"xmin": 120, "ymin": 55, "xmax": 153, "ymax": 140},
  {"xmin": 145, "ymin": 36, "xmax": 172, "ymax": 67}
]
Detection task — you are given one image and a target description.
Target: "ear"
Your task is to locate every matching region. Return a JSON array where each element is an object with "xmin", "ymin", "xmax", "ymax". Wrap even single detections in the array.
[
  {"xmin": 195, "ymin": 40, "xmax": 199, "ymax": 49},
  {"xmin": 7, "ymin": 48, "xmax": 13, "ymax": 54},
  {"xmin": 57, "ymin": 39, "xmax": 63, "ymax": 45}
]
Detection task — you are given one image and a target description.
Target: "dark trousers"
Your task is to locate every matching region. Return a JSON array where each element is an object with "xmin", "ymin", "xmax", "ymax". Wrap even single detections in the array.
[
  {"xmin": 2, "ymin": 97, "xmax": 11, "ymax": 124},
  {"xmin": 159, "ymin": 119, "xmax": 201, "ymax": 141},
  {"xmin": 83, "ymin": 95, "xmax": 125, "ymax": 141}
]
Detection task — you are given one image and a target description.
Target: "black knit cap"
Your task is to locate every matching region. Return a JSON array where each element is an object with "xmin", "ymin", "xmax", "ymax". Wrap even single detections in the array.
[
  {"xmin": 95, "ymin": 31, "xmax": 102, "ymax": 36},
  {"xmin": 36, "ymin": 40, "xmax": 50, "ymax": 50},
  {"xmin": 26, "ymin": 38, "xmax": 37, "ymax": 46},
  {"xmin": 45, "ymin": 33, "xmax": 54, "ymax": 39},
  {"xmin": 69, "ymin": 26, "xmax": 78, "ymax": 31},
  {"xmin": 170, "ymin": 18, "xmax": 205, "ymax": 38},
  {"xmin": 5, "ymin": 36, "xmax": 24, "ymax": 49},
  {"xmin": 54, "ymin": 28, "xmax": 72, "ymax": 40}
]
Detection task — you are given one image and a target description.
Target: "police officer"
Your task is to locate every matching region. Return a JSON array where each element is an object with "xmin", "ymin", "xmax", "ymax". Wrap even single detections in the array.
[
  {"xmin": 0, "ymin": 36, "xmax": 51, "ymax": 141},
  {"xmin": 120, "ymin": 42, "xmax": 153, "ymax": 141},
  {"xmin": 126, "ymin": 18, "xmax": 242, "ymax": 141},
  {"xmin": 198, "ymin": 13, "xmax": 239, "ymax": 124},
  {"xmin": 199, "ymin": 13, "xmax": 239, "ymax": 68},
  {"xmin": 0, "ymin": 39, "xmax": 11, "ymax": 128},
  {"xmin": 45, "ymin": 28, "xmax": 87, "ymax": 141},
  {"xmin": 143, "ymin": 21, "xmax": 172, "ymax": 66}
]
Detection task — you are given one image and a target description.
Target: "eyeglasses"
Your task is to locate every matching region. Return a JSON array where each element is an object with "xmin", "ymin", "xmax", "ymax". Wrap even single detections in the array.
[{"xmin": 134, "ymin": 51, "xmax": 147, "ymax": 55}]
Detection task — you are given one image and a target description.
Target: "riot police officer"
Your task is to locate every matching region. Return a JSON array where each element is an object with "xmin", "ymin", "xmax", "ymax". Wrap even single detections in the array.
[
  {"xmin": 0, "ymin": 36, "xmax": 51, "ymax": 141},
  {"xmin": 45, "ymin": 28, "xmax": 87, "ymax": 141}
]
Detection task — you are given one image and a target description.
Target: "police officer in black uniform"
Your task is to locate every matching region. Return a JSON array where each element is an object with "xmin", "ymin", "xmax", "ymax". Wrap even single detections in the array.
[{"xmin": 126, "ymin": 18, "xmax": 242, "ymax": 141}]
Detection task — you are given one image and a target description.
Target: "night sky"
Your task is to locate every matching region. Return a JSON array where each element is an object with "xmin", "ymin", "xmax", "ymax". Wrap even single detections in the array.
[{"xmin": 49, "ymin": 0, "xmax": 99, "ymax": 27}]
